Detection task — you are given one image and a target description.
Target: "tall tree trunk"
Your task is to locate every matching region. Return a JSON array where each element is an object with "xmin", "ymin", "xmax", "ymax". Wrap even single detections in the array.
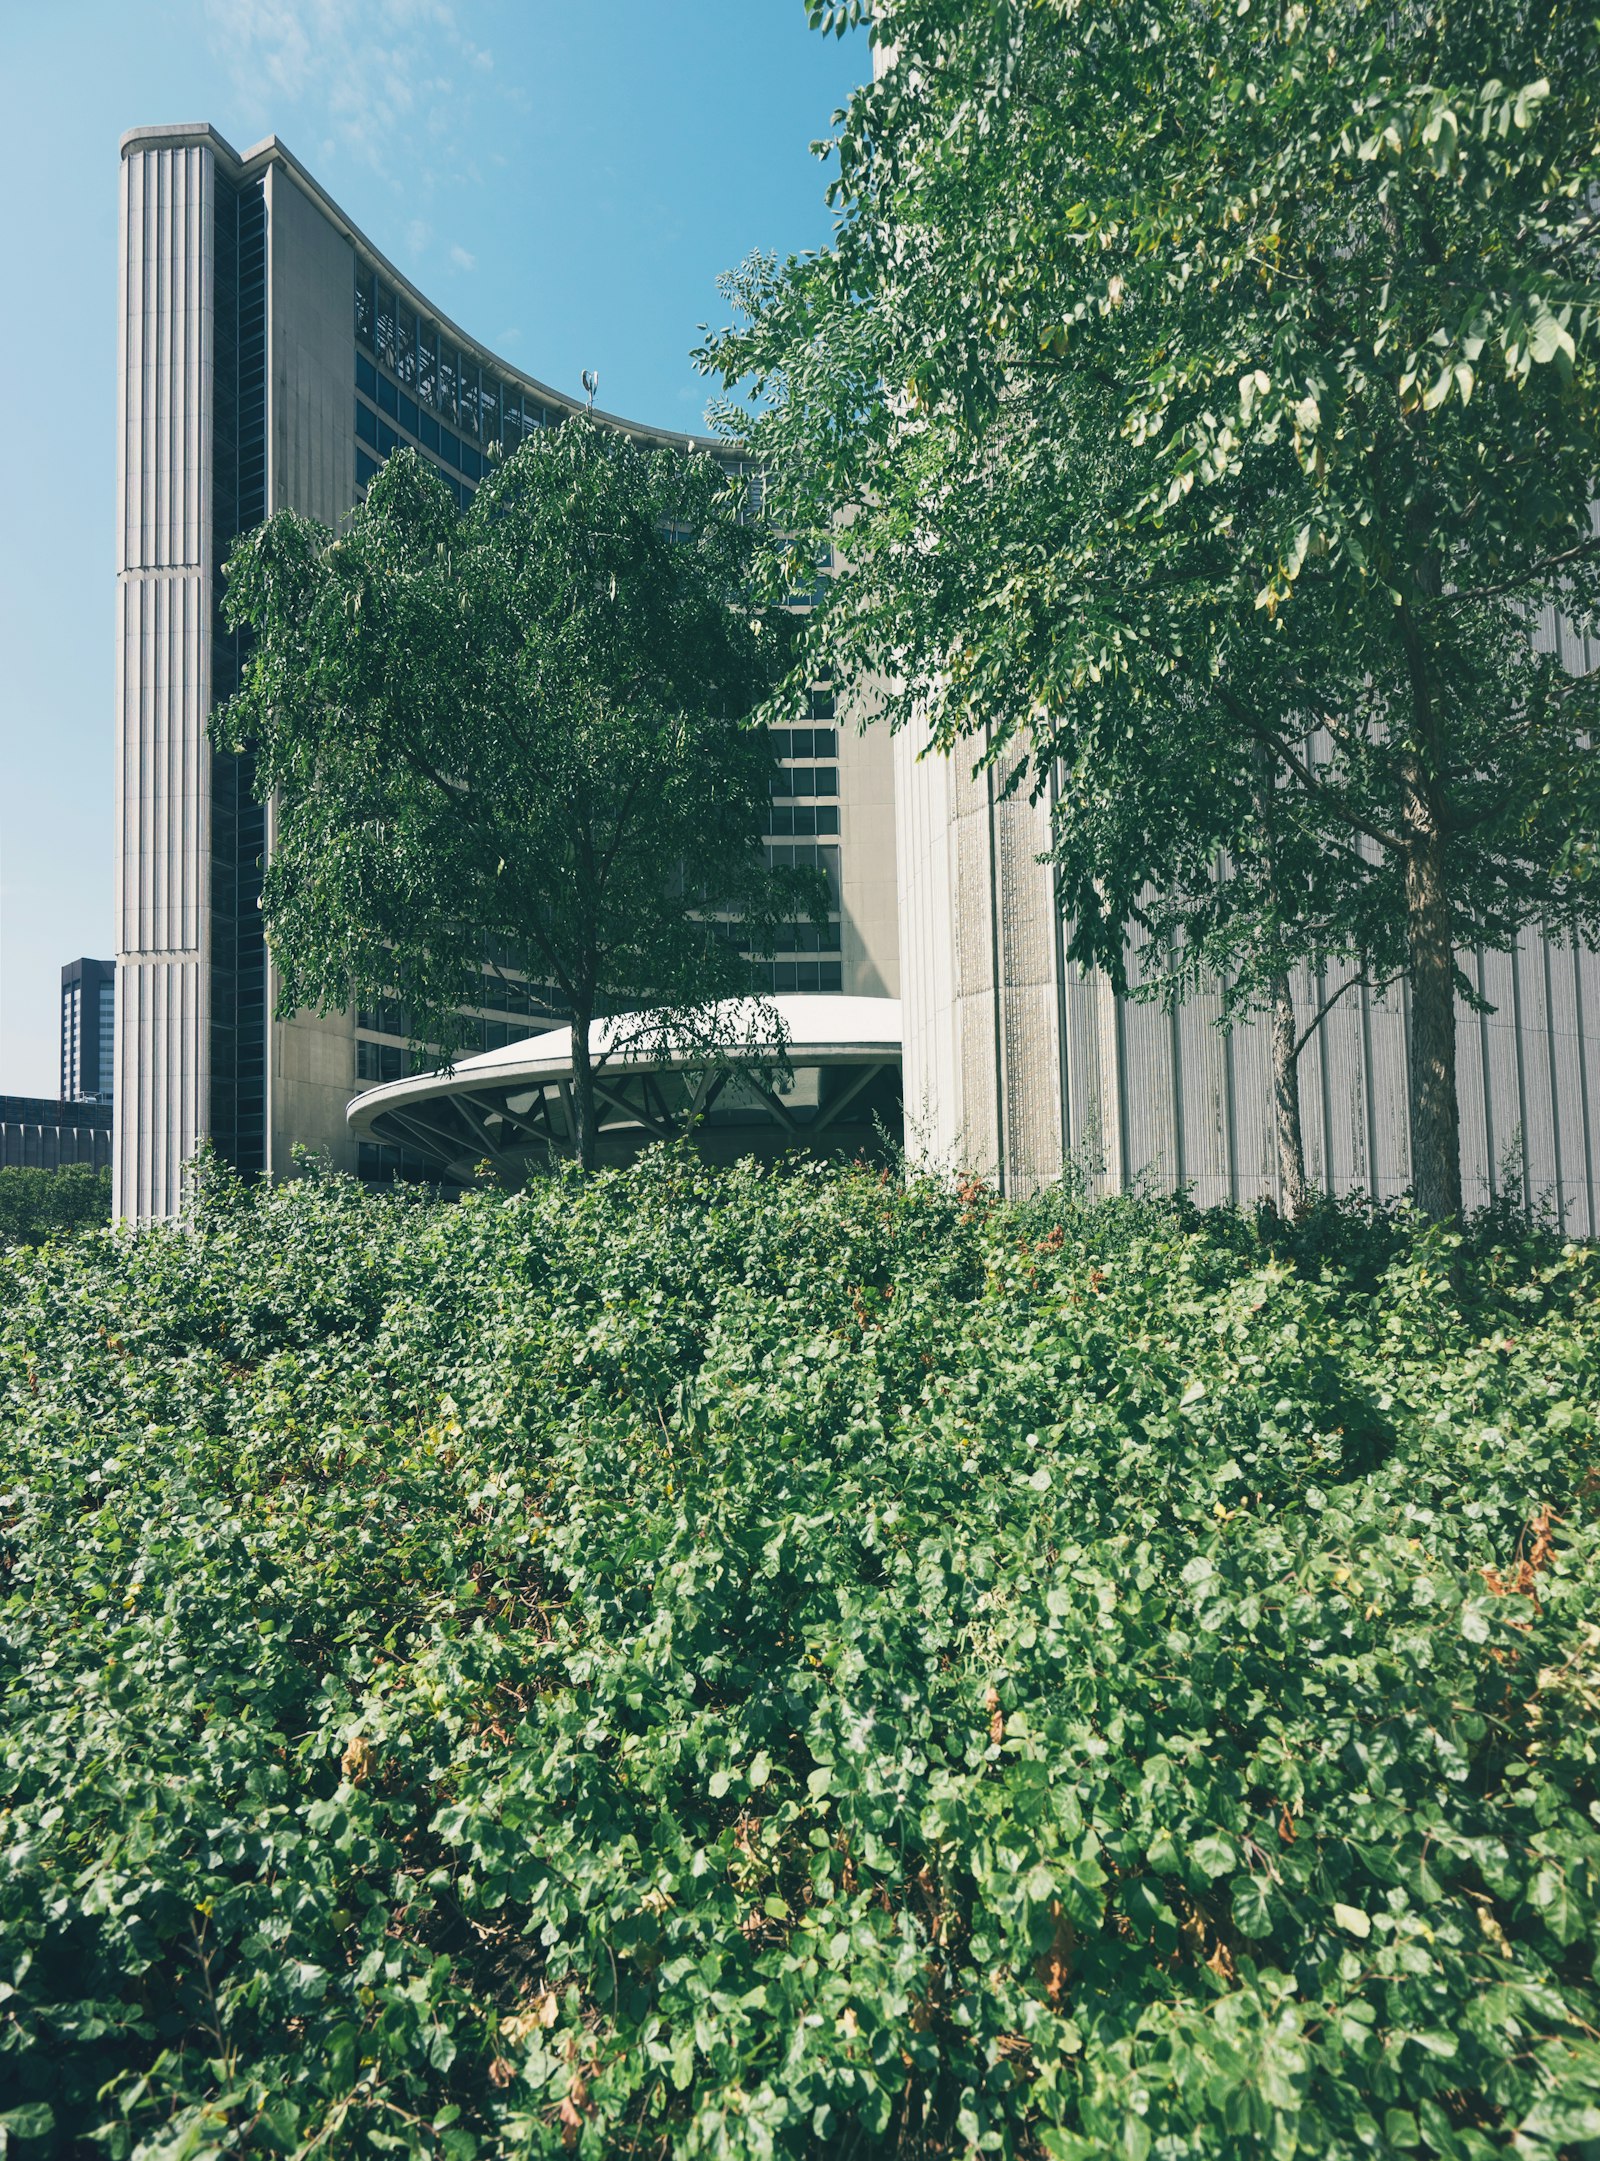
[
  {"xmin": 1252, "ymin": 745, "xmax": 1310, "ymax": 1219},
  {"xmin": 1394, "ymin": 581, "xmax": 1463, "ymax": 1221},
  {"xmin": 1402, "ymin": 814, "xmax": 1462, "ymax": 1219},
  {"xmin": 568, "ymin": 1003, "xmax": 598, "ymax": 1172},
  {"xmin": 1268, "ymin": 970, "xmax": 1311, "ymax": 1220}
]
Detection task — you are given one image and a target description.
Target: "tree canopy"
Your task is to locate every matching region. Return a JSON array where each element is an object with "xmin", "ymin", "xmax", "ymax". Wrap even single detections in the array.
[
  {"xmin": 704, "ymin": 0, "xmax": 1600, "ymax": 1216},
  {"xmin": 219, "ymin": 421, "xmax": 823, "ymax": 1168}
]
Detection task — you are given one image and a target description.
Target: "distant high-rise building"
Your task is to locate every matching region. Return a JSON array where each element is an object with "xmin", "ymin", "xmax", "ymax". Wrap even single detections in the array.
[{"xmin": 61, "ymin": 958, "xmax": 115, "ymax": 1104}]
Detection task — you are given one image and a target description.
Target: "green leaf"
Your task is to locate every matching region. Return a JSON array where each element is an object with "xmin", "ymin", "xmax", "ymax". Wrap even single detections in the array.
[
  {"xmin": 0, "ymin": 2108, "xmax": 55, "ymax": 2141},
  {"xmin": 1192, "ymin": 1833, "xmax": 1238, "ymax": 1879},
  {"xmin": 1232, "ymin": 1875, "xmax": 1274, "ymax": 1938}
]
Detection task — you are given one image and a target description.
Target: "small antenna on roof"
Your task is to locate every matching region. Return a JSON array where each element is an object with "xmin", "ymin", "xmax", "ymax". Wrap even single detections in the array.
[{"xmin": 581, "ymin": 369, "xmax": 599, "ymax": 411}]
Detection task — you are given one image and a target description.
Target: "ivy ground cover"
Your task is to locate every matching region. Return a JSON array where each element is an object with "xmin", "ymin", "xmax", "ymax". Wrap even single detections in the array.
[{"xmin": 2, "ymin": 1155, "xmax": 1598, "ymax": 2158}]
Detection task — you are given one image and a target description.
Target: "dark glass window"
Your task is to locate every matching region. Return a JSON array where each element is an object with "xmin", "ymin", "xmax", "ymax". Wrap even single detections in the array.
[
  {"xmin": 438, "ymin": 343, "xmax": 458, "ymax": 421},
  {"xmin": 765, "ymin": 842, "xmax": 841, "ymax": 906},
  {"xmin": 773, "ymin": 920, "xmax": 841, "ymax": 954},
  {"xmin": 809, "ymin": 687, "xmax": 836, "ymax": 721},
  {"xmin": 394, "ymin": 301, "xmax": 417, "ymax": 386},
  {"xmin": 463, "ymin": 443, "xmax": 483, "ymax": 481},
  {"xmin": 420, "ymin": 411, "xmax": 440, "ymax": 452},
  {"xmin": 378, "ymin": 373, "xmax": 397, "ymax": 418},
  {"xmin": 770, "ymin": 804, "xmax": 830, "ymax": 837},
  {"xmin": 787, "ymin": 760, "xmax": 838, "ymax": 795},
  {"xmin": 459, "ymin": 360, "xmax": 481, "ymax": 437},
  {"xmin": 377, "ymin": 419, "xmax": 400, "ymax": 457},
  {"xmin": 398, "ymin": 391, "xmax": 419, "ymax": 436},
  {"xmin": 418, "ymin": 322, "xmax": 437, "ymax": 408},
  {"xmin": 502, "ymin": 400, "xmax": 522, "ymax": 455},
  {"xmin": 479, "ymin": 377, "xmax": 500, "ymax": 445},
  {"xmin": 357, "ymin": 998, "xmax": 407, "ymax": 1036},
  {"xmin": 376, "ymin": 282, "xmax": 396, "ymax": 371},
  {"xmin": 772, "ymin": 764, "xmax": 838, "ymax": 800},
  {"xmin": 440, "ymin": 429, "xmax": 461, "ymax": 471},
  {"xmin": 356, "ymin": 1039, "xmax": 406, "ymax": 1084},
  {"xmin": 355, "ymin": 399, "xmax": 377, "ymax": 447},
  {"xmin": 355, "ymin": 267, "xmax": 375, "ymax": 350},
  {"xmin": 357, "ymin": 448, "xmax": 379, "ymax": 489},
  {"xmin": 356, "ymin": 351, "xmax": 377, "ymax": 400}
]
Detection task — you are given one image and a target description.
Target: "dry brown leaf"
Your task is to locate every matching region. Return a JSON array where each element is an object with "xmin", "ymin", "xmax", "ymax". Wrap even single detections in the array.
[{"xmin": 340, "ymin": 1734, "xmax": 375, "ymax": 1784}]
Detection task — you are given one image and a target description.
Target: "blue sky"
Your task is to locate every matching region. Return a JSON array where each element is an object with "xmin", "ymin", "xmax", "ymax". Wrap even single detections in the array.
[{"xmin": 0, "ymin": 0, "xmax": 867, "ymax": 1099}]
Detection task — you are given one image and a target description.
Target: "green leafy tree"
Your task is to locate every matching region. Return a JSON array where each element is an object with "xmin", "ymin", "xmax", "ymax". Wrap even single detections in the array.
[
  {"xmin": 704, "ymin": 0, "xmax": 1600, "ymax": 1217},
  {"xmin": 0, "ymin": 1164, "xmax": 110, "ymax": 1250},
  {"xmin": 220, "ymin": 421, "xmax": 823, "ymax": 1168}
]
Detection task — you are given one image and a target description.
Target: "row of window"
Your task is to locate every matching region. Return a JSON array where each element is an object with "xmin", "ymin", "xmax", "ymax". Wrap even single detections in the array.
[
  {"xmin": 772, "ymin": 920, "xmax": 842, "ymax": 954},
  {"xmin": 771, "ymin": 764, "xmax": 837, "ymax": 800},
  {"xmin": 357, "ymin": 267, "xmax": 566, "ymax": 449},
  {"xmin": 357, "ymin": 443, "xmax": 474, "ymax": 511},
  {"xmin": 359, "ymin": 979, "xmax": 561, "ymax": 1038},
  {"xmin": 356, "ymin": 1014, "xmax": 544, "ymax": 1082},
  {"xmin": 770, "ymin": 726, "xmax": 837, "ymax": 760},
  {"xmin": 757, "ymin": 960, "xmax": 844, "ymax": 994},
  {"xmin": 356, "ymin": 1139, "xmax": 444, "ymax": 1185},
  {"xmin": 767, "ymin": 803, "xmax": 839, "ymax": 837},
  {"xmin": 476, "ymin": 973, "xmax": 561, "ymax": 1017},
  {"xmin": 358, "ymin": 357, "xmax": 535, "ymax": 480},
  {"xmin": 357, "ymin": 382, "xmax": 480, "ymax": 507},
  {"xmin": 356, "ymin": 1038, "xmax": 408, "ymax": 1084}
]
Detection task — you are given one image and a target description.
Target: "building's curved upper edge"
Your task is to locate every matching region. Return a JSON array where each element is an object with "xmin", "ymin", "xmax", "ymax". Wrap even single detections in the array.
[{"xmin": 120, "ymin": 122, "xmax": 727, "ymax": 457}]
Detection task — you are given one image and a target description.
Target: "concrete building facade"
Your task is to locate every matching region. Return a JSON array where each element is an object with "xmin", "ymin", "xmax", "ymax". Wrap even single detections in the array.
[
  {"xmin": 115, "ymin": 124, "xmax": 899, "ymax": 1219},
  {"xmin": 891, "ymin": 658, "xmax": 1600, "ymax": 1229}
]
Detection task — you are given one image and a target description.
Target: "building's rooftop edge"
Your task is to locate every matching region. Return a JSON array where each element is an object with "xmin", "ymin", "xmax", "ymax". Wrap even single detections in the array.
[{"xmin": 120, "ymin": 122, "xmax": 728, "ymax": 456}]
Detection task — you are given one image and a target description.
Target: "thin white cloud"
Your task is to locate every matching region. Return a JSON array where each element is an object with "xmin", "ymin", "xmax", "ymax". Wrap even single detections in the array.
[
  {"xmin": 449, "ymin": 243, "xmax": 476, "ymax": 272},
  {"xmin": 203, "ymin": 0, "xmax": 493, "ymax": 186}
]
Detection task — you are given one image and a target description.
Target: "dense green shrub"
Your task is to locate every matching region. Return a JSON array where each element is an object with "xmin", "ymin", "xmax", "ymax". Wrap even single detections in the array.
[
  {"xmin": 0, "ymin": 1163, "xmax": 110, "ymax": 1250},
  {"xmin": 1, "ymin": 1154, "xmax": 1597, "ymax": 2158}
]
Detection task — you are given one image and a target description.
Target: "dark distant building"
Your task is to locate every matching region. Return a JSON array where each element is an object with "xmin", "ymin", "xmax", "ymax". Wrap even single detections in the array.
[
  {"xmin": 0, "ymin": 1096, "xmax": 112, "ymax": 1173},
  {"xmin": 61, "ymin": 958, "xmax": 115, "ymax": 1104}
]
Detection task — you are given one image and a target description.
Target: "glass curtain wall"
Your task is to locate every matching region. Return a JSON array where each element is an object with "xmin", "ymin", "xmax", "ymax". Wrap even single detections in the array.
[{"xmin": 209, "ymin": 175, "xmax": 269, "ymax": 1175}]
